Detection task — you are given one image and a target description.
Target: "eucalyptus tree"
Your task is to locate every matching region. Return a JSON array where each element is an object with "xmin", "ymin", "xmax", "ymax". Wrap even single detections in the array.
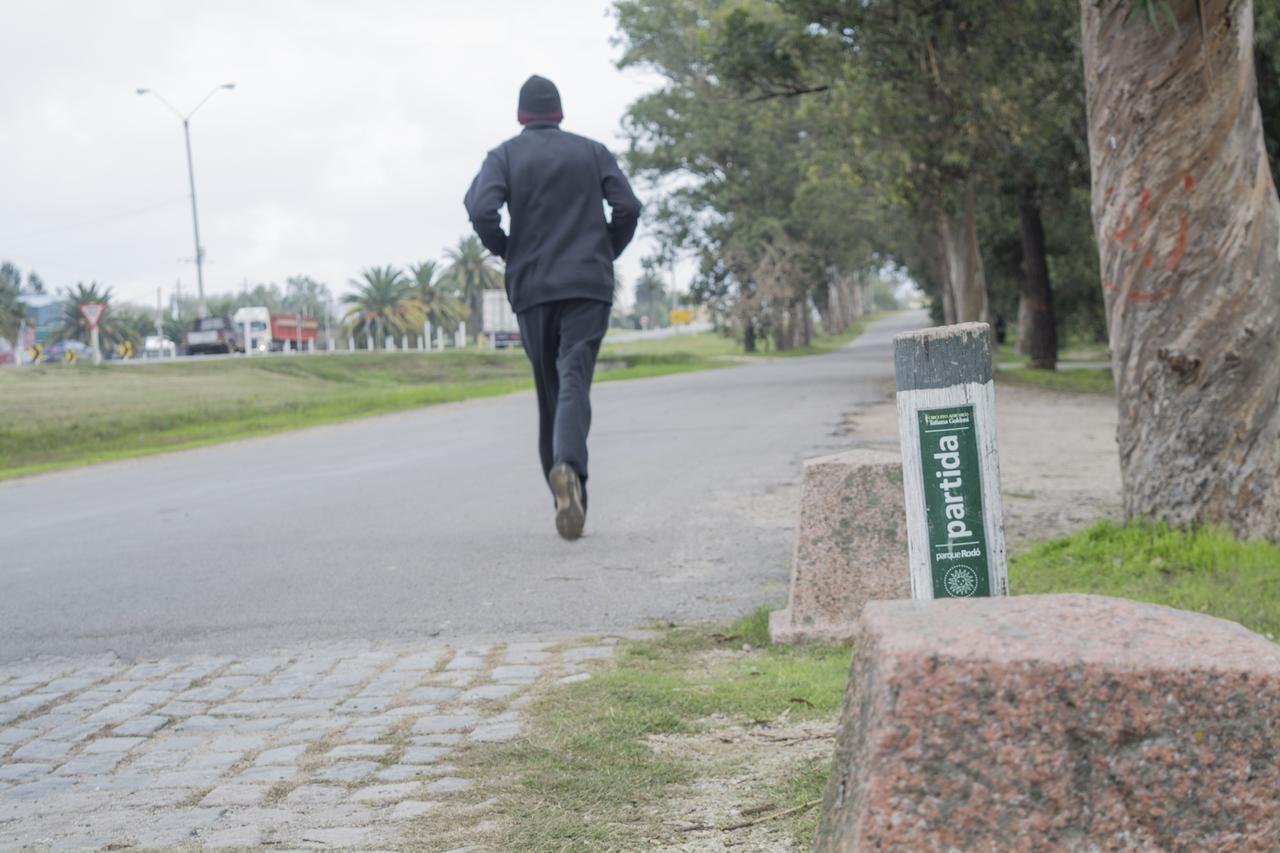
[
  {"xmin": 1081, "ymin": 0, "xmax": 1280, "ymax": 537},
  {"xmin": 284, "ymin": 275, "xmax": 332, "ymax": 319},
  {"xmin": 616, "ymin": 0, "xmax": 836, "ymax": 349}
]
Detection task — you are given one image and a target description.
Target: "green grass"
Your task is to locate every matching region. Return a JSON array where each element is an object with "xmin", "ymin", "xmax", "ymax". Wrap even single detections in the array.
[
  {"xmin": 602, "ymin": 330, "xmax": 747, "ymax": 359},
  {"xmin": 995, "ymin": 336, "xmax": 1110, "ymax": 365},
  {"xmin": 0, "ymin": 350, "xmax": 729, "ymax": 480},
  {"xmin": 410, "ymin": 520, "xmax": 1280, "ymax": 849},
  {"xmin": 3, "ymin": 314, "xmax": 888, "ymax": 480},
  {"xmin": 410, "ymin": 606, "xmax": 850, "ymax": 851},
  {"xmin": 997, "ymin": 366, "xmax": 1115, "ymax": 394},
  {"xmin": 1011, "ymin": 519, "xmax": 1280, "ymax": 639},
  {"xmin": 602, "ymin": 312, "xmax": 890, "ymax": 360}
]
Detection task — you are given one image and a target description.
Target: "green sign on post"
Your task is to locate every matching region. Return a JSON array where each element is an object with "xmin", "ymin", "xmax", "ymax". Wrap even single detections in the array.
[
  {"xmin": 917, "ymin": 405, "xmax": 990, "ymax": 598},
  {"xmin": 894, "ymin": 322, "xmax": 1008, "ymax": 600}
]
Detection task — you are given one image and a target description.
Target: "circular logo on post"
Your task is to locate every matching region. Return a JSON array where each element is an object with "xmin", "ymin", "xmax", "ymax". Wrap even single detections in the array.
[{"xmin": 944, "ymin": 565, "xmax": 980, "ymax": 598}]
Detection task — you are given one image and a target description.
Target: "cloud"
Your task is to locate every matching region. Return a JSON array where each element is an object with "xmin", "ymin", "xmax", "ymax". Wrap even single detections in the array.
[{"xmin": 0, "ymin": 0, "xmax": 666, "ymax": 309}]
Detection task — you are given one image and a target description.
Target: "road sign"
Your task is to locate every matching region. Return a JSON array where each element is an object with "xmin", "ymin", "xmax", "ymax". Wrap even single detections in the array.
[
  {"xmin": 28, "ymin": 344, "xmax": 42, "ymax": 363},
  {"xmin": 894, "ymin": 322, "xmax": 1008, "ymax": 599},
  {"xmin": 670, "ymin": 308, "xmax": 693, "ymax": 325},
  {"xmin": 117, "ymin": 340, "xmax": 134, "ymax": 359},
  {"xmin": 64, "ymin": 347, "xmax": 77, "ymax": 364},
  {"xmin": 79, "ymin": 302, "xmax": 106, "ymax": 330}
]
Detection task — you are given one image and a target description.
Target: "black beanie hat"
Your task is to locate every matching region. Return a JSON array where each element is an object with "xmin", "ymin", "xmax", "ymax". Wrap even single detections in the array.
[{"xmin": 518, "ymin": 75, "xmax": 563, "ymax": 125}]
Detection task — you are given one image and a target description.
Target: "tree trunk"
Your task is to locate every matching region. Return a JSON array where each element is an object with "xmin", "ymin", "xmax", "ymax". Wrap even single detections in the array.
[
  {"xmin": 1017, "ymin": 178, "xmax": 1059, "ymax": 370},
  {"xmin": 1081, "ymin": 0, "xmax": 1280, "ymax": 538},
  {"xmin": 469, "ymin": 289, "xmax": 483, "ymax": 343},
  {"xmin": 923, "ymin": 204, "xmax": 957, "ymax": 324},
  {"xmin": 1015, "ymin": 296, "xmax": 1033, "ymax": 356},
  {"xmin": 849, "ymin": 272, "xmax": 865, "ymax": 320},
  {"xmin": 933, "ymin": 192, "xmax": 991, "ymax": 324}
]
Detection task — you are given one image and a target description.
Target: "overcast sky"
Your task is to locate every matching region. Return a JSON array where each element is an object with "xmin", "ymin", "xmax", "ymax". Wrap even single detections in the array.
[{"xmin": 1, "ymin": 0, "xmax": 668, "ymax": 311}]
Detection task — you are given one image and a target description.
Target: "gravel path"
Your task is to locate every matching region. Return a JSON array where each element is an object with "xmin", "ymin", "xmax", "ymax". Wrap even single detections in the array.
[{"xmin": 844, "ymin": 379, "xmax": 1122, "ymax": 549}]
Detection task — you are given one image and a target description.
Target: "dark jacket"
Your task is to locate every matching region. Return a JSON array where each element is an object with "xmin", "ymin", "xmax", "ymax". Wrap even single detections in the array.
[{"xmin": 464, "ymin": 122, "xmax": 642, "ymax": 314}]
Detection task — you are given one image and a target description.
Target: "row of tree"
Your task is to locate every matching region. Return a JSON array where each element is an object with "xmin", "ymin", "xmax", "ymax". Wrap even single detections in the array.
[
  {"xmin": 613, "ymin": 0, "xmax": 1279, "ymax": 365},
  {"xmin": 615, "ymin": 0, "xmax": 1280, "ymax": 537},
  {"xmin": 0, "ymin": 236, "xmax": 505, "ymax": 353}
]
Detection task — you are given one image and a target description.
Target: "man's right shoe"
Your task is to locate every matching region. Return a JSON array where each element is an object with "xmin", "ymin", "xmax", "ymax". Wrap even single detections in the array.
[{"xmin": 549, "ymin": 462, "xmax": 586, "ymax": 541}]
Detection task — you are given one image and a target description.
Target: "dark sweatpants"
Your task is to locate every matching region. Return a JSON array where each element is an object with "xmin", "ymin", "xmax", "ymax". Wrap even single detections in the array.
[{"xmin": 517, "ymin": 298, "xmax": 611, "ymax": 505}]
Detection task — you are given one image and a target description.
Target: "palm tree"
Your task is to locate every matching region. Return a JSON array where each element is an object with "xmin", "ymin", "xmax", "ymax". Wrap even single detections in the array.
[
  {"xmin": 342, "ymin": 265, "xmax": 414, "ymax": 348},
  {"xmin": 54, "ymin": 282, "xmax": 116, "ymax": 343},
  {"xmin": 408, "ymin": 261, "xmax": 468, "ymax": 336},
  {"xmin": 443, "ymin": 236, "xmax": 502, "ymax": 342}
]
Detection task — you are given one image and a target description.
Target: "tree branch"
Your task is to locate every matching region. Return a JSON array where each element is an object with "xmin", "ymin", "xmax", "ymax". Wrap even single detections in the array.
[{"xmin": 745, "ymin": 84, "xmax": 831, "ymax": 103}]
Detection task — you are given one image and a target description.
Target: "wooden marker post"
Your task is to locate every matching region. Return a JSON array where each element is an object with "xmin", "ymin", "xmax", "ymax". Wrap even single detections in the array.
[{"xmin": 894, "ymin": 322, "xmax": 1008, "ymax": 599}]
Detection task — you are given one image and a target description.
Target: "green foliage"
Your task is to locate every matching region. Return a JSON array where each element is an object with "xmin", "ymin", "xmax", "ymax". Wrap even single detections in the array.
[
  {"xmin": 997, "ymin": 366, "xmax": 1115, "ymax": 395},
  {"xmin": 0, "ymin": 265, "xmax": 27, "ymax": 341},
  {"xmin": 443, "ymin": 235, "xmax": 503, "ymax": 340},
  {"xmin": 615, "ymin": 0, "xmax": 1104, "ymax": 351},
  {"xmin": 283, "ymin": 275, "xmax": 333, "ymax": 318},
  {"xmin": 0, "ymin": 349, "xmax": 726, "ymax": 479},
  {"xmin": 408, "ymin": 260, "xmax": 468, "ymax": 334},
  {"xmin": 1011, "ymin": 520, "xmax": 1280, "ymax": 639},
  {"xmin": 53, "ymin": 282, "xmax": 114, "ymax": 344},
  {"xmin": 341, "ymin": 265, "xmax": 416, "ymax": 346}
]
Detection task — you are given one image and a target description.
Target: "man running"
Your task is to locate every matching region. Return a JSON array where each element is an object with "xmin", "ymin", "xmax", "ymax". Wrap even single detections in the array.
[{"xmin": 464, "ymin": 74, "xmax": 642, "ymax": 540}]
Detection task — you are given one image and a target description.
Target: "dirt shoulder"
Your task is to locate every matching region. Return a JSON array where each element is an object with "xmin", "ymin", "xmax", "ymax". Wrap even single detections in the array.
[{"xmin": 845, "ymin": 379, "xmax": 1122, "ymax": 550}]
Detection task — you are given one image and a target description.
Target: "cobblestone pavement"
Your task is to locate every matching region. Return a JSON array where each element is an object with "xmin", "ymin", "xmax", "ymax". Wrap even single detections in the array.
[{"xmin": 0, "ymin": 639, "xmax": 616, "ymax": 851}]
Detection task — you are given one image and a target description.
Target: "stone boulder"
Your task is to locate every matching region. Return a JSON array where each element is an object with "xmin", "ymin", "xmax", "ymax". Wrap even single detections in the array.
[
  {"xmin": 814, "ymin": 594, "xmax": 1280, "ymax": 851},
  {"xmin": 769, "ymin": 449, "xmax": 909, "ymax": 643}
]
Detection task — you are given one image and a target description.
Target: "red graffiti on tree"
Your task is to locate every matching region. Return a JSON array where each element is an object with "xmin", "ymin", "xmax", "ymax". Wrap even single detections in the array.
[{"xmin": 1101, "ymin": 175, "xmax": 1194, "ymax": 302}]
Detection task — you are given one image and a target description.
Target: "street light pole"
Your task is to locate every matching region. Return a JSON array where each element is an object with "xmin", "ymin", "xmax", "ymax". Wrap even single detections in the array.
[
  {"xmin": 180, "ymin": 118, "xmax": 206, "ymax": 318},
  {"xmin": 137, "ymin": 83, "xmax": 235, "ymax": 318}
]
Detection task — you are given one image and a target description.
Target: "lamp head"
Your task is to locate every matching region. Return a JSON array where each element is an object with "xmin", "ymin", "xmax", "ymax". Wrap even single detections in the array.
[{"xmin": 136, "ymin": 88, "xmax": 149, "ymax": 95}]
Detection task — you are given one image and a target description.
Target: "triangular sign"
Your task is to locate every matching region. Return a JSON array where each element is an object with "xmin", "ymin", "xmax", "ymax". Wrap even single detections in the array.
[{"xmin": 79, "ymin": 302, "xmax": 106, "ymax": 329}]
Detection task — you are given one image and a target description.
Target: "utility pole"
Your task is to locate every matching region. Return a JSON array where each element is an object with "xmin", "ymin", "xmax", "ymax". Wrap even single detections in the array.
[{"xmin": 137, "ymin": 83, "xmax": 236, "ymax": 318}]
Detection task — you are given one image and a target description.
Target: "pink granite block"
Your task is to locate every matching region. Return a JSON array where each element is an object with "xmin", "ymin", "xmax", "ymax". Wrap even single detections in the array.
[
  {"xmin": 770, "ymin": 449, "xmax": 909, "ymax": 643},
  {"xmin": 814, "ymin": 594, "xmax": 1280, "ymax": 851}
]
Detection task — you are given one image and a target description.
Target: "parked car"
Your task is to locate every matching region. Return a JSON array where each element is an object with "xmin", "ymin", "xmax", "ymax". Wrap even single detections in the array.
[
  {"xmin": 143, "ymin": 335, "xmax": 178, "ymax": 358},
  {"xmin": 183, "ymin": 316, "xmax": 241, "ymax": 355},
  {"xmin": 43, "ymin": 340, "xmax": 95, "ymax": 362}
]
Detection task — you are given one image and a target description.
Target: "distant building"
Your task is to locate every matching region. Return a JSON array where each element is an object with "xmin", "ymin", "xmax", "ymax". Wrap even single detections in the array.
[{"xmin": 23, "ymin": 295, "xmax": 64, "ymax": 343}]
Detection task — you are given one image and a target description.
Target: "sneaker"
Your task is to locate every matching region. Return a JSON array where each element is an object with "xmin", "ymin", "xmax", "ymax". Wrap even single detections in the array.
[{"xmin": 549, "ymin": 462, "xmax": 586, "ymax": 541}]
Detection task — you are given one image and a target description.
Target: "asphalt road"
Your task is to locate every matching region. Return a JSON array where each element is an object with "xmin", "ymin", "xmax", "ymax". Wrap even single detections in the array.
[{"xmin": 0, "ymin": 311, "xmax": 924, "ymax": 662}]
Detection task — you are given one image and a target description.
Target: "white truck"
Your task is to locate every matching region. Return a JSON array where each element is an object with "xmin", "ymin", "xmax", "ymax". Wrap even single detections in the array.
[{"xmin": 481, "ymin": 289, "xmax": 520, "ymax": 348}]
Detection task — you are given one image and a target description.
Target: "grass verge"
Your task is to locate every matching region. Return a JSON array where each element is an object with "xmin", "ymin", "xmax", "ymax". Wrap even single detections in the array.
[
  {"xmin": 415, "ymin": 519, "xmax": 1279, "ymax": 850},
  {"xmin": 1011, "ymin": 519, "xmax": 1280, "ymax": 639},
  {"xmin": 0, "ymin": 350, "xmax": 730, "ymax": 480},
  {"xmin": 4, "ymin": 311, "xmax": 891, "ymax": 480},
  {"xmin": 601, "ymin": 312, "xmax": 890, "ymax": 360},
  {"xmin": 409, "ymin": 607, "xmax": 850, "ymax": 852},
  {"xmin": 996, "ymin": 366, "xmax": 1115, "ymax": 395}
]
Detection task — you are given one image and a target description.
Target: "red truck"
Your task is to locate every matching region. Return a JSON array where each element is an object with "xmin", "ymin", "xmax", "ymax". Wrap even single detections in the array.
[{"xmin": 233, "ymin": 307, "xmax": 321, "ymax": 352}]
